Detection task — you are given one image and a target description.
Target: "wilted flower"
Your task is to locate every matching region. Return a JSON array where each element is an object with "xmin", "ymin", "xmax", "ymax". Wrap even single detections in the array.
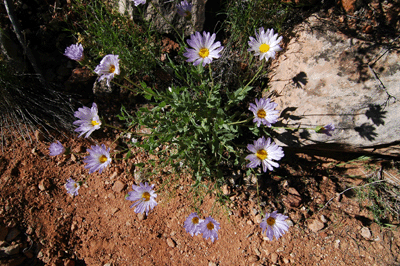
[
  {"xmin": 131, "ymin": 0, "xmax": 146, "ymax": 6},
  {"xmin": 49, "ymin": 141, "xmax": 65, "ymax": 156},
  {"xmin": 245, "ymin": 136, "xmax": 284, "ymax": 172},
  {"xmin": 184, "ymin": 212, "xmax": 203, "ymax": 236},
  {"xmin": 65, "ymin": 178, "xmax": 80, "ymax": 196},
  {"xmin": 177, "ymin": 1, "xmax": 193, "ymax": 18},
  {"xmin": 248, "ymin": 27, "xmax": 283, "ymax": 62},
  {"xmin": 64, "ymin": 44, "xmax": 84, "ymax": 61},
  {"xmin": 260, "ymin": 211, "xmax": 289, "ymax": 241},
  {"xmin": 83, "ymin": 144, "xmax": 111, "ymax": 174},
  {"xmin": 73, "ymin": 102, "xmax": 101, "ymax": 138},
  {"xmin": 126, "ymin": 182, "xmax": 157, "ymax": 215},
  {"xmin": 199, "ymin": 216, "xmax": 220, "ymax": 243},
  {"xmin": 183, "ymin": 31, "xmax": 224, "ymax": 67},
  {"xmin": 249, "ymin": 98, "xmax": 279, "ymax": 127},
  {"xmin": 316, "ymin": 123, "xmax": 335, "ymax": 136},
  {"xmin": 94, "ymin": 54, "xmax": 120, "ymax": 87}
]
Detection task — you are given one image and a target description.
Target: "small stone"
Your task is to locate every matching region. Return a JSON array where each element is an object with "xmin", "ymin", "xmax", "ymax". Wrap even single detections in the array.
[
  {"xmin": 282, "ymin": 187, "xmax": 302, "ymax": 208},
  {"xmin": 283, "ymin": 257, "xmax": 290, "ymax": 264},
  {"xmin": 137, "ymin": 213, "xmax": 145, "ymax": 221},
  {"xmin": 34, "ymin": 130, "xmax": 44, "ymax": 141},
  {"xmin": 254, "ymin": 247, "xmax": 261, "ymax": 256},
  {"xmin": 308, "ymin": 219, "xmax": 324, "ymax": 233},
  {"xmin": 271, "ymin": 253, "xmax": 279, "ymax": 264},
  {"xmin": 0, "ymin": 226, "xmax": 8, "ymax": 241},
  {"xmin": 110, "ymin": 171, "xmax": 119, "ymax": 180},
  {"xmin": 64, "ymin": 259, "xmax": 75, "ymax": 266},
  {"xmin": 286, "ymin": 219, "xmax": 294, "ymax": 227},
  {"xmin": 24, "ymin": 250, "xmax": 34, "ymax": 258},
  {"xmin": 222, "ymin": 184, "xmax": 230, "ymax": 195},
  {"xmin": 334, "ymin": 239, "xmax": 340, "ymax": 249},
  {"xmin": 70, "ymin": 154, "xmax": 77, "ymax": 162},
  {"xmin": 111, "ymin": 207, "xmax": 119, "ymax": 215},
  {"xmin": 5, "ymin": 228, "xmax": 20, "ymax": 242},
  {"xmin": 248, "ymin": 255, "xmax": 259, "ymax": 262},
  {"xmin": 254, "ymin": 215, "xmax": 262, "ymax": 224},
  {"xmin": 247, "ymin": 220, "xmax": 253, "ymax": 225},
  {"xmin": 208, "ymin": 262, "xmax": 217, "ymax": 266},
  {"xmin": 167, "ymin": 238, "xmax": 176, "ymax": 248},
  {"xmin": 360, "ymin": 227, "xmax": 371, "ymax": 240},
  {"xmin": 320, "ymin": 215, "xmax": 327, "ymax": 223},
  {"xmin": 1, "ymin": 243, "xmax": 20, "ymax": 255},
  {"xmin": 112, "ymin": 180, "xmax": 126, "ymax": 193}
]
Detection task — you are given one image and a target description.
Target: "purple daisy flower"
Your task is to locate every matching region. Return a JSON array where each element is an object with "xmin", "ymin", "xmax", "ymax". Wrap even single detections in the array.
[
  {"xmin": 65, "ymin": 178, "xmax": 80, "ymax": 196},
  {"xmin": 248, "ymin": 27, "xmax": 283, "ymax": 62},
  {"xmin": 184, "ymin": 212, "xmax": 204, "ymax": 236},
  {"xmin": 73, "ymin": 102, "xmax": 101, "ymax": 138},
  {"xmin": 183, "ymin": 31, "xmax": 224, "ymax": 67},
  {"xmin": 199, "ymin": 216, "xmax": 220, "ymax": 243},
  {"xmin": 245, "ymin": 136, "xmax": 284, "ymax": 173},
  {"xmin": 64, "ymin": 44, "xmax": 84, "ymax": 61},
  {"xmin": 316, "ymin": 123, "xmax": 335, "ymax": 136},
  {"xmin": 126, "ymin": 182, "xmax": 157, "ymax": 215},
  {"xmin": 177, "ymin": 1, "xmax": 193, "ymax": 18},
  {"xmin": 260, "ymin": 211, "xmax": 289, "ymax": 241},
  {"xmin": 83, "ymin": 144, "xmax": 112, "ymax": 174},
  {"xmin": 249, "ymin": 98, "xmax": 279, "ymax": 127},
  {"xmin": 131, "ymin": 0, "xmax": 146, "ymax": 6},
  {"xmin": 94, "ymin": 54, "xmax": 120, "ymax": 87},
  {"xmin": 49, "ymin": 141, "xmax": 65, "ymax": 156}
]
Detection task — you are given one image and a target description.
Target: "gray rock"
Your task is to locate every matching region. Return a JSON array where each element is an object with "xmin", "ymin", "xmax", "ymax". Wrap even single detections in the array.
[
  {"xmin": 117, "ymin": 0, "xmax": 206, "ymax": 36},
  {"xmin": 267, "ymin": 15, "xmax": 400, "ymax": 156}
]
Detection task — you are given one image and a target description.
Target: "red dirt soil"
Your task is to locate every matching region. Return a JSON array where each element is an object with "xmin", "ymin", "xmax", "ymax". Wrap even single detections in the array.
[{"xmin": 0, "ymin": 129, "xmax": 399, "ymax": 266}]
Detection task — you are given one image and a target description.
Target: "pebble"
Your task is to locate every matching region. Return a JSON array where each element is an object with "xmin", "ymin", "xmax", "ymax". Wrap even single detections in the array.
[
  {"xmin": 137, "ymin": 213, "xmax": 145, "ymax": 221},
  {"xmin": 308, "ymin": 219, "xmax": 325, "ymax": 233},
  {"xmin": 112, "ymin": 180, "xmax": 126, "ymax": 193},
  {"xmin": 221, "ymin": 184, "xmax": 230, "ymax": 195},
  {"xmin": 360, "ymin": 227, "xmax": 371, "ymax": 240},
  {"xmin": 0, "ymin": 226, "xmax": 8, "ymax": 241},
  {"xmin": 208, "ymin": 262, "xmax": 217, "ymax": 266},
  {"xmin": 270, "ymin": 253, "xmax": 278, "ymax": 264},
  {"xmin": 1, "ymin": 243, "xmax": 20, "ymax": 255},
  {"xmin": 166, "ymin": 238, "xmax": 176, "ymax": 248},
  {"xmin": 320, "ymin": 215, "xmax": 327, "ymax": 223},
  {"xmin": 334, "ymin": 239, "xmax": 340, "ymax": 249},
  {"xmin": 6, "ymin": 228, "xmax": 20, "ymax": 242},
  {"xmin": 248, "ymin": 255, "xmax": 259, "ymax": 262}
]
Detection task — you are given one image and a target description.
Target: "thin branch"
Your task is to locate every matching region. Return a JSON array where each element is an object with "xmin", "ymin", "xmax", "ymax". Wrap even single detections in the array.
[{"xmin": 319, "ymin": 179, "xmax": 385, "ymax": 212}]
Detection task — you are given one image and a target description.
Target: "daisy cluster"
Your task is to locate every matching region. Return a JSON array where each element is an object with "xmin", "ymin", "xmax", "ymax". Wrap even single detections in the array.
[
  {"xmin": 47, "ymin": 0, "xmax": 338, "ymax": 245},
  {"xmin": 184, "ymin": 213, "xmax": 220, "ymax": 243}
]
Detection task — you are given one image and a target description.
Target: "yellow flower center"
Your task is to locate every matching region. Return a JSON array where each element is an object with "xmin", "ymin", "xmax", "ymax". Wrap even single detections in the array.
[
  {"xmin": 109, "ymin": 64, "xmax": 116, "ymax": 73},
  {"xmin": 206, "ymin": 222, "xmax": 214, "ymax": 230},
  {"xmin": 267, "ymin": 217, "xmax": 276, "ymax": 226},
  {"xmin": 192, "ymin": 217, "xmax": 199, "ymax": 224},
  {"xmin": 99, "ymin": 155, "xmax": 108, "ymax": 163},
  {"xmin": 142, "ymin": 192, "xmax": 151, "ymax": 202},
  {"xmin": 91, "ymin": 120, "xmax": 100, "ymax": 126},
  {"xmin": 74, "ymin": 183, "xmax": 78, "ymax": 188},
  {"xmin": 199, "ymin": 48, "xmax": 209, "ymax": 59},
  {"xmin": 259, "ymin": 43, "xmax": 270, "ymax": 53},
  {"xmin": 256, "ymin": 149, "xmax": 268, "ymax": 161},
  {"xmin": 257, "ymin": 109, "xmax": 266, "ymax": 118}
]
